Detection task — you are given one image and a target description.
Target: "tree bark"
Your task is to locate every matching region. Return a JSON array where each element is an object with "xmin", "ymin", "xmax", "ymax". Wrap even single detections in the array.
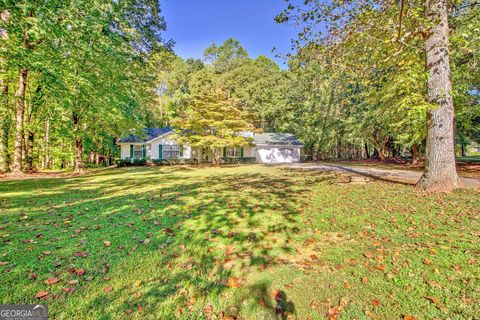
[
  {"xmin": 211, "ymin": 147, "xmax": 220, "ymax": 166},
  {"xmin": 417, "ymin": 0, "xmax": 458, "ymax": 192},
  {"xmin": 12, "ymin": 68, "xmax": 27, "ymax": 174},
  {"xmin": 0, "ymin": 118, "xmax": 9, "ymax": 172},
  {"xmin": 73, "ymin": 111, "xmax": 84, "ymax": 174},
  {"xmin": 411, "ymin": 144, "xmax": 421, "ymax": 165},
  {"xmin": 25, "ymin": 130, "xmax": 34, "ymax": 172},
  {"xmin": 43, "ymin": 117, "xmax": 50, "ymax": 169},
  {"xmin": 0, "ymin": 78, "xmax": 9, "ymax": 172},
  {"xmin": 372, "ymin": 130, "xmax": 388, "ymax": 161}
]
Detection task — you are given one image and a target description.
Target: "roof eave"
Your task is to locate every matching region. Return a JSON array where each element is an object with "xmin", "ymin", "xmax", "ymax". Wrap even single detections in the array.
[{"xmin": 254, "ymin": 143, "xmax": 304, "ymax": 148}]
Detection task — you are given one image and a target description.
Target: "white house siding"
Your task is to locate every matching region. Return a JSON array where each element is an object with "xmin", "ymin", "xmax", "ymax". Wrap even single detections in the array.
[
  {"xmin": 255, "ymin": 147, "xmax": 301, "ymax": 163},
  {"xmin": 120, "ymin": 143, "xmax": 150, "ymax": 159},
  {"xmin": 149, "ymin": 133, "xmax": 191, "ymax": 160},
  {"xmin": 243, "ymin": 146, "xmax": 254, "ymax": 157},
  {"xmin": 120, "ymin": 144, "xmax": 130, "ymax": 159}
]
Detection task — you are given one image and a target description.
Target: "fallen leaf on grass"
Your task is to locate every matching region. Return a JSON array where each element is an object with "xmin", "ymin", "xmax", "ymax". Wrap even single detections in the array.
[
  {"xmin": 104, "ymin": 286, "xmax": 113, "ymax": 293},
  {"xmin": 35, "ymin": 291, "xmax": 49, "ymax": 299},
  {"xmin": 403, "ymin": 316, "xmax": 417, "ymax": 320},
  {"xmin": 75, "ymin": 268, "xmax": 85, "ymax": 276},
  {"xmin": 104, "ymin": 241, "xmax": 111, "ymax": 247},
  {"xmin": 226, "ymin": 277, "xmax": 242, "ymax": 288},
  {"xmin": 361, "ymin": 276, "xmax": 368, "ymax": 283},
  {"xmin": 310, "ymin": 300, "xmax": 320, "ymax": 310},
  {"xmin": 44, "ymin": 277, "xmax": 60, "ymax": 285},
  {"xmin": 364, "ymin": 252, "xmax": 374, "ymax": 259},
  {"xmin": 74, "ymin": 251, "xmax": 89, "ymax": 258},
  {"xmin": 424, "ymin": 296, "xmax": 439, "ymax": 304},
  {"xmin": 375, "ymin": 265, "xmax": 386, "ymax": 271},
  {"xmin": 327, "ymin": 307, "xmax": 340, "ymax": 319},
  {"xmin": 225, "ymin": 245, "xmax": 235, "ymax": 255},
  {"xmin": 371, "ymin": 299, "xmax": 381, "ymax": 307},
  {"xmin": 203, "ymin": 304, "xmax": 213, "ymax": 315}
]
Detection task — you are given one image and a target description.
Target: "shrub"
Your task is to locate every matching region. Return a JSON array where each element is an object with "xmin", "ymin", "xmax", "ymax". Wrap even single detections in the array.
[
  {"xmin": 116, "ymin": 158, "xmax": 148, "ymax": 167},
  {"xmin": 152, "ymin": 158, "xmax": 199, "ymax": 166},
  {"xmin": 218, "ymin": 157, "xmax": 256, "ymax": 164}
]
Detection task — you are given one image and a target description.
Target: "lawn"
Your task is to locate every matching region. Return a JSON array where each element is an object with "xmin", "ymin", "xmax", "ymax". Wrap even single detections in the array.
[{"xmin": 0, "ymin": 165, "xmax": 479, "ymax": 319}]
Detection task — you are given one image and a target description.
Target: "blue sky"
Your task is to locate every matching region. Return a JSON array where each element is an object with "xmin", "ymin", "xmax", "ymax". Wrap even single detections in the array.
[{"xmin": 161, "ymin": 0, "xmax": 299, "ymax": 68}]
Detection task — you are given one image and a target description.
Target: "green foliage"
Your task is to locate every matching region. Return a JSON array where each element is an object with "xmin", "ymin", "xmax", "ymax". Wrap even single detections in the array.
[
  {"xmin": 172, "ymin": 89, "xmax": 254, "ymax": 164},
  {"xmin": 0, "ymin": 0, "xmax": 169, "ymax": 172},
  {"xmin": 274, "ymin": 0, "xmax": 479, "ymax": 160},
  {"xmin": 219, "ymin": 157, "xmax": 256, "ymax": 164},
  {"xmin": 116, "ymin": 158, "xmax": 148, "ymax": 167},
  {"xmin": 151, "ymin": 158, "xmax": 199, "ymax": 166},
  {"xmin": 203, "ymin": 38, "xmax": 249, "ymax": 72}
]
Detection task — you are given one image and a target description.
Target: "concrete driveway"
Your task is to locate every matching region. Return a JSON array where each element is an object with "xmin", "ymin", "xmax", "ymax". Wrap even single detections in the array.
[{"xmin": 284, "ymin": 163, "xmax": 480, "ymax": 188}]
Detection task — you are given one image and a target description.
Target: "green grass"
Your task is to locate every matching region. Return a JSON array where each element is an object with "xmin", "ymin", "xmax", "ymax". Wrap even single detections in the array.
[
  {"xmin": 457, "ymin": 156, "xmax": 480, "ymax": 163},
  {"xmin": 0, "ymin": 165, "xmax": 479, "ymax": 319}
]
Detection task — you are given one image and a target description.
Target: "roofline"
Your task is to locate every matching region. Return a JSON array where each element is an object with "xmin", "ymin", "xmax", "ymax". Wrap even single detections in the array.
[
  {"xmin": 254, "ymin": 144, "xmax": 303, "ymax": 148},
  {"xmin": 144, "ymin": 130, "xmax": 174, "ymax": 143},
  {"xmin": 116, "ymin": 129, "xmax": 174, "ymax": 144}
]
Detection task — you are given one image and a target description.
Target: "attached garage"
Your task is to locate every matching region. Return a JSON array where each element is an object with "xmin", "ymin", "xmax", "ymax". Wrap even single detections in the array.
[{"xmin": 253, "ymin": 133, "xmax": 303, "ymax": 164}]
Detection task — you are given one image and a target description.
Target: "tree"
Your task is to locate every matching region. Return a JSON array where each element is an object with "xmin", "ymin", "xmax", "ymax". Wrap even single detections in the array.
[
  {"xmin": 203, "ymin": 38, "xmax": 248, "ymax": 73},
  {"xmin": 0, "ymin": 0, "xmax": 169, "ymax": 174},
  {"xmin": 276, "ymin": 0, "xmax": 461, "ymax": 191},
  {"xmin": 172, "ymin": 90, "xmax": 254, "ymax": 165},
  {"xmin": 417, "ymin": 0, "xmax": 458, "ymax": 191}
]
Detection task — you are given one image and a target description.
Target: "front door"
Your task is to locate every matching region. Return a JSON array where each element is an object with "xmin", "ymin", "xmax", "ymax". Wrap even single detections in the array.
[{"xmin": 201, "ymin": 148, "xmax": 209, "ymax": 162}]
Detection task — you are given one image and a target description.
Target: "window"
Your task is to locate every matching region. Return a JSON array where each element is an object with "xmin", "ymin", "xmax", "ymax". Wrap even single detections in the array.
[
  {"xmin": 133, "ymin": 145, "xmax": 143, "ymax": 158},
  {"xmin": 163, "ymin": 145, "xmax": 180, "ymax": 159},
  {"xmin": 227, "ymin": 147, "xmax": 242, "ymax": 158}
]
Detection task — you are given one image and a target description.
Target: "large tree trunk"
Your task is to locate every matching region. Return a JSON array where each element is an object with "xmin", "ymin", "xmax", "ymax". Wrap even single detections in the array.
[
  {"xmin": 43, "ymin": 117, "xmax": 50, "ymax": 169},
  {"xmin": 0, "ymin": 118, "xmax": 9, "ymax": 172},
  {"xmin": 12, "ymin": 68, "xmax": 27, "ymax": 174},
  {"xmin": 0, "ymin": 78, "xmax": 10, "ymax": 172},
  {"xmin": 372, "ymin": 130, "xmax": 388, "ymax": 161},
  {"xmin": 417, "ymin": 0, "xmax": 458, "ymax": 192},
  {"xmin": 0, "ymin": 11, "xmax": 10, "ymax": 172},
  {"xmin": 211, "ymin": 147, "xmax": 220, "ymax": 166},
  {"xmin": 74, "ymin": 137, "xmax": 84, "ymax": 174},
  {"xmin": 25, "ymin": 130, "xmax": 34, "ymax": 172},
  {"xmin": 411, "ymin": 144, "xmax": 421, "ymax": 165},
  {"xmin": 73, "ymin": 112, "xmax": 84, "ymax": 174}
]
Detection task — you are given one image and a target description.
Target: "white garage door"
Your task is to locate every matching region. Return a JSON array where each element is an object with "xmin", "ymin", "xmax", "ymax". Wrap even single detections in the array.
[{"xmin": 256, "ymin": 147, "xmax": 300, "ymax": 163}]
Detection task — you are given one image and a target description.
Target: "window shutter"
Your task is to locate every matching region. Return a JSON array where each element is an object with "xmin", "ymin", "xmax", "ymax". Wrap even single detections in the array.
[
  {"xmin": 180, "ymin": 145, "xmax": 184, "ymax": 158},
  {"xmin": 142, "ymin": 145, "xmax": 146, "ymax": 158},
  {"xmin": 158, "ymin": 145, "xmax": 163, "ymax": 160},
  {"xmin": 240, "ymin": 147, "xmax": 244, "ymax": 158},
  {"xmin": 223, "ymin": 147, "xmax": 227, "ymax": 157},
  {"xmin": 130, "ymin": 145, "xmax": 133, "ymax": 158}
]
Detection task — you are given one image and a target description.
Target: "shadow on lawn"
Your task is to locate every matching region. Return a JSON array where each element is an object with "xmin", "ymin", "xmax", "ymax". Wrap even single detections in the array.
[{"xmin": 1, "ymin": 166, "xmax": 336, "ymax": 318}]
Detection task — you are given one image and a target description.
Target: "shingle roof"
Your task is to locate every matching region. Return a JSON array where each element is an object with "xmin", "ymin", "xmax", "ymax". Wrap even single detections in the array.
[
  {"xmin": 117, "ymin": 127, "xmax": 173, "ymax": 143},
  {"xmin": 253, "ymin": 133, "xmax": 303, "ymax": 147}
]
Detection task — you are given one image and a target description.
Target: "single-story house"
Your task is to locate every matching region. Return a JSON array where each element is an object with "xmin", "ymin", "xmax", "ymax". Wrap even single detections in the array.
[{"xmin": 117, "ymin": 127, "xmax": 303, "ymax": 164}]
